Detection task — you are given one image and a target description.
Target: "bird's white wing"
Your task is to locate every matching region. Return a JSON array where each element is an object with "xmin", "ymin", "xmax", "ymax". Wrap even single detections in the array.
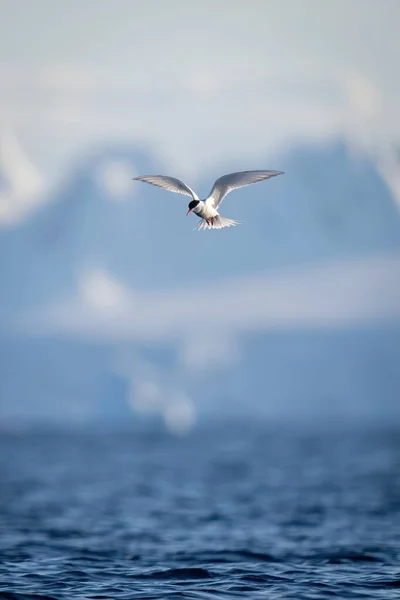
[
  {"xmin": 133, "ymin": 175, "xmax": 199, "ymax": 200},
  {"xmin": 207, "ymin": 170, "xmax": 284, "ymax": 208}
]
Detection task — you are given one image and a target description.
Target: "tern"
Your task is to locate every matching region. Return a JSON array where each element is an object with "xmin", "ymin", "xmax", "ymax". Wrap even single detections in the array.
[{"xmin": 132, "ymin": 170, "xmax": 284, "ymax": 230}]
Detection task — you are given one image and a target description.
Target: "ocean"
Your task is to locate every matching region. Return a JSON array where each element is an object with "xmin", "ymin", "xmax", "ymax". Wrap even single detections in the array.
[{"xmin": 0, "ymin": 421, "xmax": 399, "ymax": 599}]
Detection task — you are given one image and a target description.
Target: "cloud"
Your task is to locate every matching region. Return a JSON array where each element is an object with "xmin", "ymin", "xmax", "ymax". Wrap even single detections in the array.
[
  {"xmin": 1, "ymin": 61, "xmax": 398, "ymax": 211},
  {"xmin": 344, "ymin": 73, "xmax": 381, "ymax": 120},
  {"xmin": 0, "ymin": 129, "xmax": 46, "ymax": 225},
  {"xmin": 0, "ymin": 1, "xmax": 399, "ymax": 223},
  {"xmin": 95, "ymin": 159, "xmax": 138, "ymax": 201},
  {"xmin": 79, "ymin": 268, "xmax": 132, "ymax": 313},
  {"xmin": 181, "ymin": 333, "xmax": 239, "ymax": 372},
  {"xmin": 163, "ymin": 395, "xmax": 196, "ymax": 436},
  {"xmin": 112, "ymin": 353, "xmax": 197, "ymax": 435},
  {"xmin": 18, "ymin": 251, "xmax": 400, "ymax": 346}
]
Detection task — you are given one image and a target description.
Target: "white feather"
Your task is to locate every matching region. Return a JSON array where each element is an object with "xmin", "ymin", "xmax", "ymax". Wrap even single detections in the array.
[
  {"xmin": 132, "ymin": 175, "xmax": 199, "ymax": 200},
  {"xmin": 194, "ymin": 216, "xmax": 240, "ymax": 230},
  {"xmin": 206, "ymin": 170, "xmax": 284, "ymax": 208}
]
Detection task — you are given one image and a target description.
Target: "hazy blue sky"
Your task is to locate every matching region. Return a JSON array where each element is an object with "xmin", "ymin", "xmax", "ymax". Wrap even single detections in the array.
[{"xmin": 0, "ymin": 0, "xmax": 399, "ymax": 202}]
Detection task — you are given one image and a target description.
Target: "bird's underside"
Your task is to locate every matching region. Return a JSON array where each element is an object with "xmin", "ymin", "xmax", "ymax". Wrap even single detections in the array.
[{"xmin": 194, "ymin": 215, "xmax": 240, "ymax": 230}]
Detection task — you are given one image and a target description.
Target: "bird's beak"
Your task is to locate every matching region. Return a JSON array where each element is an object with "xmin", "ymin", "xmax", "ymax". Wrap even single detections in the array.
[{"xmin": 186, "ymin": 208, "xmax": 193, "ymax": 216}]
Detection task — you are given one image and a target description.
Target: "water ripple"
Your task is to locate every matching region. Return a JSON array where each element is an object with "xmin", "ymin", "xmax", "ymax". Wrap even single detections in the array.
[{"xmin": 0, "ymin": 426, "xmax": 399, "ymax": 598}]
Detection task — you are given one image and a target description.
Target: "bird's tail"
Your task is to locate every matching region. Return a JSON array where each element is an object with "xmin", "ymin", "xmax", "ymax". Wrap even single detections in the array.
[{"xmin": 194, "ymin": 215, "xmax": 240, "ymax": 231}]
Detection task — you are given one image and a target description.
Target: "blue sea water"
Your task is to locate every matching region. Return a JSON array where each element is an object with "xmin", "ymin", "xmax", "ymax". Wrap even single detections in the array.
[{"xmin": 0, "ymin": 422, "xmax": 399, "ymax": 599}]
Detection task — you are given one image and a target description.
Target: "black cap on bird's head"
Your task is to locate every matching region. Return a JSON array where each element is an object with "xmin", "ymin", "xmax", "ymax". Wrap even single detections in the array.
[{"xmin": 186, "ymin": 199, "xmax": 199, "ymax": 216}]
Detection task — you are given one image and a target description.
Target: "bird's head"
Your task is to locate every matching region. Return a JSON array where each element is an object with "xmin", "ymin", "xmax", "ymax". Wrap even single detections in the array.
[{"xmin": 186, "ymin": 200, "xmax": 199, "ymax": 216}]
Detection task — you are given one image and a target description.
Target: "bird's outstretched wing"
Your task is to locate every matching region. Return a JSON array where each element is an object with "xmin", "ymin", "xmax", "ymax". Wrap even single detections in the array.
[
  {"xmin": 133, "ymin": 175, "xmax": 199, "ymax": 200},
  {"xmin": 207, "ymin": 170, "xmax": 284, "ymax": 208}
]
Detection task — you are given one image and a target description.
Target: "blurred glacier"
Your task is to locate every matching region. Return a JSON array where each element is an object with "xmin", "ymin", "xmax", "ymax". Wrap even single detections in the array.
[{"xmin": 0, "ymin": 140, "xmax": 399, "ymax": 432}]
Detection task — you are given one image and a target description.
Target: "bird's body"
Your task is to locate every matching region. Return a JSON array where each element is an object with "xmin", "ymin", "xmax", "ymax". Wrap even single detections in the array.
[
  {"xmin": 188, "ymin": 200, "xmax": 225, "ymax": 230},
  {"xmin": 133, "ymin": 169, "xmax": 284, "ymax": 230}
]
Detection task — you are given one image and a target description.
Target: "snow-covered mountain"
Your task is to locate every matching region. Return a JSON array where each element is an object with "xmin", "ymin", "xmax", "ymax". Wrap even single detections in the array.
[
  {"xmin": 1, "ymin": 141, "xmax": 400, "ymax": 311},
  {"xmin": 1, "ymin": 141, "xmax": 400, "ymax": 430}
]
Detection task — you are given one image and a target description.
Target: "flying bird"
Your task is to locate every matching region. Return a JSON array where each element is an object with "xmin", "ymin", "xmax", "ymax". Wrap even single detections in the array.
[{"xmin": 132, "ymin": 170, "xmax": 284, "ymax": 230}]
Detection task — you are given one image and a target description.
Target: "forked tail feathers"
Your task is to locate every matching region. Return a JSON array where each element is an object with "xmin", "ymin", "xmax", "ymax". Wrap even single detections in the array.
[{"xmin": 194, "ymin": 215, "xmax": 240, "ymax": 230}]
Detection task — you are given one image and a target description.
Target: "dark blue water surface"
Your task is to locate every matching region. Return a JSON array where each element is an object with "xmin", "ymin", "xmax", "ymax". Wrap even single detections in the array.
[{"xmin": 0, "ymin": 422, "xmax": 399, "ymax": 599}]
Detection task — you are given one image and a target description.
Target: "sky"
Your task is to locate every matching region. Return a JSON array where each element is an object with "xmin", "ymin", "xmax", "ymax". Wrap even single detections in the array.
[
  {"xmin": 1, "ymin": 0, "xmax": 400, "ymax": 430},
  {"xmin": 0, "ymin": 0, "xmax": 399, "ymax": 219}
]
